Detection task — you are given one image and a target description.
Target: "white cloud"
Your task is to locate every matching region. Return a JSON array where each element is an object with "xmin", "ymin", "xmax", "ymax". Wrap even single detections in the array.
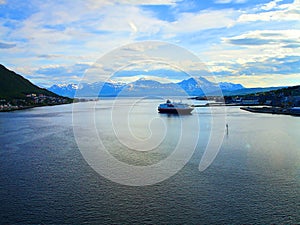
[
  {"xmin": 261, "ymin": 0, "xmax": 282, "ymax": 11},
  {"xmin": 223, "ymin": 29, "xmax": 300, "ymax": 53},
  {"xmin": 207, "ymin": 64, "xmax": 236, "ymax": 74},
  {"xmin": 85, "ymin": 0, "xmax": 179, "ymax": 8},
  {"xmin": 1, "ymin": 0, "xmax": 300, "ymax": 87},
  {"xmin": 213, "ymin": 73, "xmax": 300, "ymax": 88},
  {"xmin": 116, "ymin": 0, "xmax": 179, "ymax": 5},
  {"xmin": 200, "ymin": 27, "xmax": 300, "ymax": 86},
  {"xmin": 166, "ymin": 9, "xmax": 238, "ymax": 34},
  {"xmin": 238, "ymin": 10, "xmax": 300, "ymax": 22},
  {"xmin": 214, "ymin": 0, "xmax": 247, "ymax": 4},
  {"xmin": 94, "ymin": 5, "xmax": 166, "ymax": 35},
  {"xmin": 238, "ymin": 0, "xmax": 300, "ymax": 22}
]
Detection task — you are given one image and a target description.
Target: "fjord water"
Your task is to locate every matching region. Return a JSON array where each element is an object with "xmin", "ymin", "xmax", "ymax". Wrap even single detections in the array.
[{"xmin": 0, "ymin": 99, "xmax": 299, "ymax": 224}]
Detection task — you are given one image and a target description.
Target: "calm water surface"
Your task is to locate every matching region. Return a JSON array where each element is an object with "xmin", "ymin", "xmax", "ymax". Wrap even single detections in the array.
[{"xmin": 0, "ymin": 99, "xmax": 299, "ymax": 224}]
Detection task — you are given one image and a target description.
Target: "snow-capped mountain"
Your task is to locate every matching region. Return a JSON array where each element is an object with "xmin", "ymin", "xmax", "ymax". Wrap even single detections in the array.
[
  {"xmin": 48, "ymin": 77, "xmax": 244, "ymax": 98},
  {"xmin": 119, "ymin": 78, "xmax": 184, "ymax": 96},
  {"xmin": 177, "ymin": 77, "xmax": 217, "ymax": 96},
  {"xmin": 219, "ymin": 82, "xmax": 244, "ymax": 91},
  {"xmin": 48, "ymin": 84, "xmax": 79, "ymax": 98},
  {"xmin": 177, "ymin": 77, "xmax": 245, "ymax": 95}
]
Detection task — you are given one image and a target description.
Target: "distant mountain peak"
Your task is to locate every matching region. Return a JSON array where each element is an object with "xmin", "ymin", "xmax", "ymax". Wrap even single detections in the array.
[
  {"xmin": 219, "ymin": 82, "xmax": 244, "ymax": 91},
  {"xmin": 48, "ymin": 76, "xmax": 246, "ymax": 98},
  {"xmin": 134, "ymin": 77, "xmax": 161, "ymax": 83},
  {"xmin": 55, "ymin": 83, "xmax": 79, "ymax": 89}
]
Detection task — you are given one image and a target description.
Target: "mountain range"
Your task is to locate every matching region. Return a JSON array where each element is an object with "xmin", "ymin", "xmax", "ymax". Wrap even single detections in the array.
[
  {"xmin": 48, "ymin": 77, "xmax": 282, "ymax": 98},
  {"xmin": 48, "ymin": 77, "xmax": 244, "ymax": 98},
  {"xmin": 0, "ymin": 63, "xmax": 285, "ymax": 100}
]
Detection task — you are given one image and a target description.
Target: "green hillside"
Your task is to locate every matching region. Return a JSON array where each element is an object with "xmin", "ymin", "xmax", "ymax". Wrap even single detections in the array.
[{"xmin": 0, "ymin": 64, "xmax": 58, "ymax": 99}]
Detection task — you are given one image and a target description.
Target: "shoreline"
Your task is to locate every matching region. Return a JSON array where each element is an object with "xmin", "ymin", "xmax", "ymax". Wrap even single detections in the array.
[
  {"xmin": 240, "ymin": 106, "xmax": 300, "ymax": 117},
  {"xmin": 2, "ymin": 100, "xmax": 300, "ymax": 117},
  {"xmin": 0, "ymin": 102, "xmax": 74, "ymax": 112},
  {"xmin": 192, "ymin": 103, "xmax": 300, "ymax": 117},
  {"xmin": 191, "ymin": 103, "xmax": 265, "ymax": 107}
]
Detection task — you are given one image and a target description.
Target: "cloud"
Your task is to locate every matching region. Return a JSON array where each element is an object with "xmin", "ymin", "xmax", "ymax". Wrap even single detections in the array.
[
  {"xmin": 166, "ymin": 9, "xmax": 238, "ymax": 34},
  {"xmin": 214, "ymin": 0, "xmax": 247, "ymax": 4},
  {"xmin": 1, "ymin": 2, "xmax": 141, "ymax": 68},
  {"xmin": 238, "ymin": 0, "xmax": 300, "ymax": 22},
  {"xmin": 85, "ymin": 0, "xmax": 180, "ymax": 8},
  {"xmin": 1, "ymin": 0, "xmax": 299, "ymax": 87},
  {"xmin": 0, "ymin": 0, "xmax": 5, "ymax": 4},
  {"xmin": 116, "ymin": 0, "xmax": 179, "ymax": 5},
  {"xmin": 226, "ymin": 38, "xmax": 272, "ymax": 45},
  {"xmin": 92, "ymin": 5, "xmax": 166, "ymax": 36},
  {"xmin": 223, "ymin": 30, "xmax": 300, "ymax": 48},
  {"xmin": 203, "ymin": 26, "xmax": 300, "ymax": 85},
  {"xmin": 33, "ymin": 63, "xmax": 91, "ymax": 85},
  {"xmin": 213, "ymin": 73, "xmax": 300, "ymax": 88},
  {"xmin": 207, "ymin": 53, "xmax": 300, "ymax": 79},
  {"xmin": 0, "ymin": 42, "xmax": 16, "ymax": 48},
  {"xmin": 238, "ymin": 56, "xmax": 300, "ymax": 75},
  {"xmin": 261, "ymin": 0, "xmax": 283, "ymax": 11},
  {"xmin": 0, "ymin": 0, "xmax": 241, "ymax": 63},
  {"xmin": 37, "ymin": 54, "xmax": 62, "ymax": 59},
  {"xmin": 35, "ymin": 65, "xmax": 69, "ymax": 76}
]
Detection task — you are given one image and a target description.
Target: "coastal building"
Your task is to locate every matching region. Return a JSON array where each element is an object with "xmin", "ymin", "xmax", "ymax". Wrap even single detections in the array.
[
  {"xmin": 290, "ymin": 107, "xmax": 300, "ymax": 115},
  {"xmin": 292, "ymin": 96, "xmax": 300, "ymax": 106},
  {"xmin": 242, "ymin": 99, "xmax": 260, "ymax": 105}
]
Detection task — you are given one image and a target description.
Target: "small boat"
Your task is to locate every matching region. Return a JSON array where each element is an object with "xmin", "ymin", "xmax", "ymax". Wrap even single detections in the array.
[{"xmin": 158, "ymin": 99, "xmax": 194, "ymax": 114}]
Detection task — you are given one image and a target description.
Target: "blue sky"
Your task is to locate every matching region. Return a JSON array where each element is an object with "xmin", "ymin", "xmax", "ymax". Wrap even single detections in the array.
[{"xmin": 0, "ymin": 0, "xmax": 299, "ymax": 87}]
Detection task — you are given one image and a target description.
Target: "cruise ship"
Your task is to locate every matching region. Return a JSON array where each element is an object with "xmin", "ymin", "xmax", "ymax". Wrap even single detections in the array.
[{"xmin": 158, "ymin": 100, "xmax": 194, "ymax": 114}]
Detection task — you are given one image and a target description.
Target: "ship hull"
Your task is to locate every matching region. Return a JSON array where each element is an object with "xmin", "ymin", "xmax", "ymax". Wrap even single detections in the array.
[{"xmin": 158, "ymin": 107, "xmax": 193, "ymax": 114}]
